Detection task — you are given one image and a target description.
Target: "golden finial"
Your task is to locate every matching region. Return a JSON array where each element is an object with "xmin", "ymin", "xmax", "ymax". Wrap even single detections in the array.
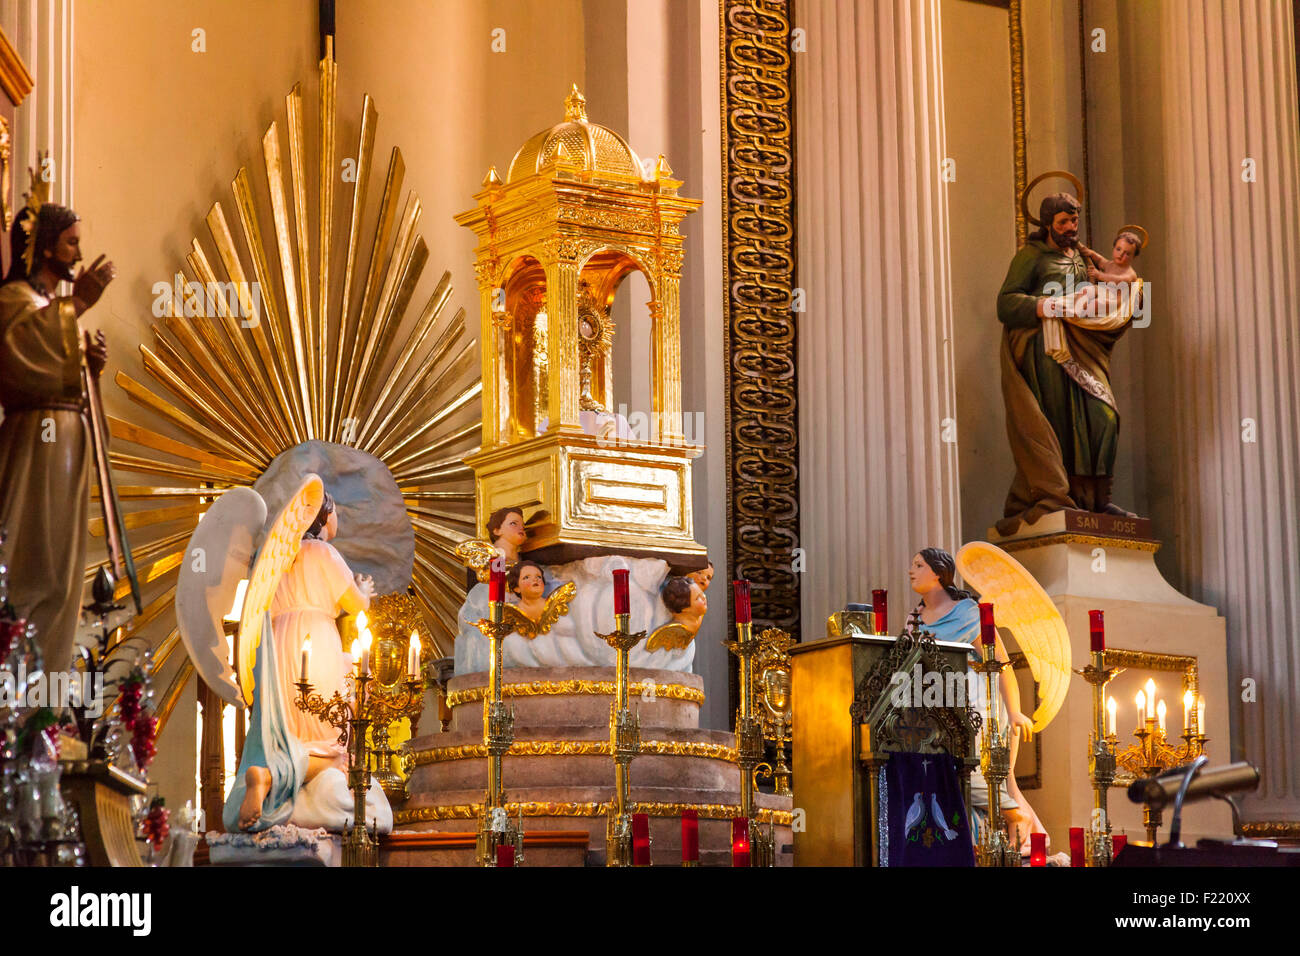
[
  {"xmin": 482, "ymin": 165, "xmax": 502, "ymax": 187},
  {"xmin": 653, "ymin": 154, "xmax": 674, "ymax": 179},
  {"xmin": 564, "ymin": 84, "xmax": 588, "ymax": 123},
  {"xmin": 20, "ymin": 150, "xmax": 52, "ymax": 277}
]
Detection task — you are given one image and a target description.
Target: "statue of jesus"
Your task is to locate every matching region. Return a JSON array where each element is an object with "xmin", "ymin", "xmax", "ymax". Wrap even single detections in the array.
[{"xmin": 995, "ymin": 191, "xmax": 1138, "ymax": 535}]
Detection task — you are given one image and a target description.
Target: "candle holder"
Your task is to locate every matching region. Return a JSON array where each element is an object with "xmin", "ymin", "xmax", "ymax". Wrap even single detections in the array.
[
  {"xmin": 294, "ymin": 672, "xmax": 379, "ymax": 868},
  {"xmin": 1074, "ymin": 647, "xmax": 1122, "ymax": 866},
  {"xmin": 970, "ymin": 639, "xmax": 1019, "ymax": 867},
  {"xmin": 366, "ymin": 676, "xmax": 425, "ymax": 801},
  {"xmin": 595, "ymin": 611, "xmax": 647, "ymax": 867},
  {"xmin": 755, "ymin": 628, "xmax": 795, "ymax": 797},
  {"xmin": 1116, "ymin": 715, "xmax": 1208, "ymax": 844},
  {"xmin": 472, "ymin": 598, "xmax": 524, "ymax": 867},
  {"xmin": 725, "ymin": 618, "xmax": 775, "ymax": 866}
]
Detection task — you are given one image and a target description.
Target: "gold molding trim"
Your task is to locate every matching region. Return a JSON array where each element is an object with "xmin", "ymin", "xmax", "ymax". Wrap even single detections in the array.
[
  {"xmin": 720, "ymin": 0, "xmax": 800, "ymax": 646},
  {"xmin": 1239, "ymin": 821, "xmax": 1300, "ymax": 839},
  {"xmin": 1009, "ymin": 0, "xmax": 1028, "ymax": 244},
  {"xmin": 0, "ymin": 27, "xmax": 33, "ymax": 106},
  {"xmin": 395, "ymin": 801, "xmax": 793, "ymax": 827},
  {"xmin": 999, "ymin": 532, "xmax": 1161, "ymax": 554},
  {"xmin": 1103, "ymin": 648, "xmax": 1198, "ymax": 692},
  {"xmin": 445, "ymin": 679, "xmax": 704, "ymax": 709},
  {"xmin": 409, "ymin": 739, "xmax": 738, "ymax": 767}
]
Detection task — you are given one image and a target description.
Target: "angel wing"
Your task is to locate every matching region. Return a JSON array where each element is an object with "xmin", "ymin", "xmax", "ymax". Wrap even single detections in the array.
[
  {"xmin": 175, "ymin": 487, "xmax": 267, "ymax": 706},
  {"xmin": 538, "ymin": 581, "xmax": 577, "ymax": 633},
  {"xmin": 645, "ymin": 622, "xmax": 695, "ymax": 652},
  {"xmin": 454, "ymin": 538, "xmax": 501, "ymax": 583},
  {"xmin": 236, "ymin": 474, "xmax": 325, "ymax": 706},
  {"xmin": 955, "ymin": 541, "xmax": 1071, "ymax": 733}
]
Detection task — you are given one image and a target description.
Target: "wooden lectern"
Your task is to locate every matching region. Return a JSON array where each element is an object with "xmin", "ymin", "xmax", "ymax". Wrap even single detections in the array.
[{"xmin": 791, "ymin": 612, "xmax": 979, "ymax": 866}]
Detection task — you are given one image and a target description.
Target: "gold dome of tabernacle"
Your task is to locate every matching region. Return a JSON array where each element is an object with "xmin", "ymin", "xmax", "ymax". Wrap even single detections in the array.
[{"xmin": 507, "ymin": 85, "xmax": 644, "ymax": 183}]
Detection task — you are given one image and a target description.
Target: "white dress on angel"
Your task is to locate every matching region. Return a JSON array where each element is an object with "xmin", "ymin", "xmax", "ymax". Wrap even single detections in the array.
[{"xmin": 222, "ymin": 538, "xmax": 392, "ymax": 834}]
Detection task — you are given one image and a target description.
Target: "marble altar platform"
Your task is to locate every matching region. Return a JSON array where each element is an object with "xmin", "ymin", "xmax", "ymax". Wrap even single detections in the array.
[
  {"xmin": 398, "ymin": 665, "xmax": 793, "ymax": 866},
  {"xmin": 988, "ymin": 510, "xmax": 1232, "ymax": 846}
]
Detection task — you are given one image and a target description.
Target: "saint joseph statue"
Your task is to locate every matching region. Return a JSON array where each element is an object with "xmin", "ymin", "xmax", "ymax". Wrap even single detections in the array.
[
  {"xmin": 0, "ymin": 185, "xmax": 115, "ymax": 672},
  {"xmin": 996, "ymin": 192, "xmax": 1134, "ymax": 535}
]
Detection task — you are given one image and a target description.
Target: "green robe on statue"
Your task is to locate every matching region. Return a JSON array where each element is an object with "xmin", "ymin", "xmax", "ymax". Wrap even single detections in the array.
[{"xmin": 995, "ymin": 240, "xmax": 1127, "ymax": 535}]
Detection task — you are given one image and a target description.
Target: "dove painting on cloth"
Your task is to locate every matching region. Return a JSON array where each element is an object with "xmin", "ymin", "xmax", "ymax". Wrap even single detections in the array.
[{"xmin": 885, "ymin": 752, "xmax": 975, "ymax": 866}]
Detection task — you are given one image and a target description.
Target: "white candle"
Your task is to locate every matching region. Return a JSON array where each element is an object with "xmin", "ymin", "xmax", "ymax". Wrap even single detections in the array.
[
  {"xmin": 1106, "ymin": 696, "xmax": 1117, "ymax": 736},
  {"xmin": 359, "ymin": 634, "xmax": 371, "ymax": 677},
  {"xmin": 301, "ymin": 636, "xmax": 311, "ymax": 682},
  {"xmin": 1144, "ymin": 679, "xmax": 1156, "ymax": 720},
  {"xmin": 1183, "ymin": 690, "xmax": 1194, "ymax": 735},
  {"xmin": 1135, "ymin": 689, "xmax": 1145, "ymax": 727},
  {"xmin": 1197, "ymin": 696, "xmax": 1206, "ymax": 735},
  {"xmin": 408, "ymin": 632, "xmax": 421, "ymax": 677},
  {"xmin": 1156, "ymin": 699, "xmax": 1167, "ymax": 733}
]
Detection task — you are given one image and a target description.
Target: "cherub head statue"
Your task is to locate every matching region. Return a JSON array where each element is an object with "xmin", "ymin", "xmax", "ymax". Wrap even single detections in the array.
[
  {"xmin": 662, "ymin": 575, "xmax": 706, "ymax": 619},
  {"xmin": 507, "ymin": 559, "xmax": 545, "ymax": 601},
  {"xmin": 486, "ymin": 506, "xmax": 526, "ymax": 549}
]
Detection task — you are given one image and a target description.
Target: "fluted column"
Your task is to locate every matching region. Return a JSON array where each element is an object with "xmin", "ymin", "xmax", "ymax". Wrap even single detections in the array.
[
  {"xmin": 1160, "ymin": 0, "xmax": 1300, "ymax": 824},
  {"xmin": 796, "ymin": 0, "xmax": 961, "ymax": 624}
]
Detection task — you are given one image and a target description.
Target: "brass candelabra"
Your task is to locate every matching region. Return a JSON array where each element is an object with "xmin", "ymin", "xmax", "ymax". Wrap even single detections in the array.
[
  {"xmin": 294, "ymin": 671, "xmax": 384, "ymax": 867},
  {"xmin": 472, "ymin": 597, "xmax": 524, "ymax": 866},
  {"xmin": 971, "ymin": 639, "xmax": 1019, "ymax": 867},
  {"xmin": 1075, "ymin": 646, "xmax": 1122, "ymax": 866},
  {"xmin": 725, "ymin": 619, "xmax": 775, "ymax": 867},
  {"xmin": 1119, "ymin": 712, "xmax": 1208, "ymax": 844},
  {"xmin": 365, "ymin": 677, "xmax": 425, "ymax": 802},
  {"xmin": 595, "ymin": 611, "xmax": 646, "ymax": 867}
]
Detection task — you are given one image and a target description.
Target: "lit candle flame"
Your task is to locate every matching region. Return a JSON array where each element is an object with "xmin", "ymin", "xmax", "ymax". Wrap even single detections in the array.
[
  {"xmin": 1156, "ymin": 699, "xmax": 1167, "ymax": 733},
  {"xmin": 1144, "ymin": 678, "xmax": 1156, "ymax": 719},
  {"xmin": 1136, "ymin": 689, "xmax": 1145, "ymax": 717},
  {"xmin": 1106, "ymin": 696, "xmax": 1117, "ymax": 736}
]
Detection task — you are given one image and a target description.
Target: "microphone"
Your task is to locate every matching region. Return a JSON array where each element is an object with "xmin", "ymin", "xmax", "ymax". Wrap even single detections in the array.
[{"xmin": 1127, "ymin": 761, "xmax": 1259, "ymax": 811}]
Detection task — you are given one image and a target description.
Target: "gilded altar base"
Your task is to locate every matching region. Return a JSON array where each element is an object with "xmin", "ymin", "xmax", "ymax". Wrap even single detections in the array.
[
  {"xmin": 988, "ymin": 511, "xmax": 1232, "ymax": 846},
  {"xmin": 396, "ymin": 666, "xmax": 793, "ymax": 866}
]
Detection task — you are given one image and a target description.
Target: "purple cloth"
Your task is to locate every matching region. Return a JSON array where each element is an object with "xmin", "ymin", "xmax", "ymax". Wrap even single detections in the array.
[{"xmin": 885, "ymin": 751, "xmax": 975, "ymax": 866}]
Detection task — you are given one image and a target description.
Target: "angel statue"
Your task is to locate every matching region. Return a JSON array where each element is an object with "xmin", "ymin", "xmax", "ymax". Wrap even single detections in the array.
[
  {"xmin": 454, "ymin": 504, "xmax": 528, "ymax": 584},
  {"xmin": 176, "ymin": 474, "xmax": 392, "ymax": 839},
  {"xmin": 498, "ymin": 559, "xmax": 576, "ymax": 638},
  {"xmin": 909, "ymin": 546, "xmax": 1062, "ymax": 854},
  {"xmin": 645, "ymin": 575, "xmax": 707, "ymax": 652}
]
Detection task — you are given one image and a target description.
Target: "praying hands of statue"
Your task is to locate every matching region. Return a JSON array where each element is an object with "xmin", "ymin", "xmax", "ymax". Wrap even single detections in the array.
[{"xmin": 71, "ymin": 254, "xmax": 116, "ymax": 316}]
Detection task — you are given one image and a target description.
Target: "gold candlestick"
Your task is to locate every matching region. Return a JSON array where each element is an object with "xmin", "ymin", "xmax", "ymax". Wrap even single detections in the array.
[
  {"xmin": 725, "ymin": 620, "xmax": 775, "ymax": 866},
  {"xmin": 596, "ymin": 611, "xmax": 647, "ymax": 867},
  {"xmin": 473, "ymin": 598, "xmax": 524, "ymax": 866},
  {"xmin": 1074, "ymin": 648, "xmax": 1122, "ymax": 866},
  {"xmin": 294, "ymin": 670, "xmax": 379, "ymax": 867},
  {"xmin": 971, "ymin": 639, "xmax": 1019, "ymax": 867}
]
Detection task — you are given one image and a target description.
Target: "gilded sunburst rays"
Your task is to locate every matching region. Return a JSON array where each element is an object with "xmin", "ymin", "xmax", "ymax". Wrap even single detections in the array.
[{"xmin": 84, "ymin": 41, "xmax": 481, "ymax": 732}]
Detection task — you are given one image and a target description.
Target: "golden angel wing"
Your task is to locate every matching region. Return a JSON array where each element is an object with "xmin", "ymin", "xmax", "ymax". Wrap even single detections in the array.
[
  {"xmin": 454, "ymin": 538, "xmax": 500, "ymax": 583},
  {"xmin": 236, "ymin": 474, "xmax": 324, "ymax": 705},
  {"xmin": 499, "ymin": 603, "xmax": 537, "ymax": 639},
  {"xmin": 645, "ymin": 622, "xmax": 694, "ymax": 653},
  {"xmin": 956, "ymin": 541, "xmax": 1071, "ymax": 733},
  {"xmin": 537, "ymin": 581, "xmax": 577, "ymax": 634}
]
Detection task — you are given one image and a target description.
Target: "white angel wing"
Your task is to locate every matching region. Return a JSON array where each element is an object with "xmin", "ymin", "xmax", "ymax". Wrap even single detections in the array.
[
  {"xmin": 236, "ymin": 474, "xmax": 325, "ymax": 706},
  {"xmin": 176, "ymin": 487, "xmax": 267, "ymax": 706},
  {"xmin": 956, "ymin": 541, "xmax": 1071, "ymax": 733}
]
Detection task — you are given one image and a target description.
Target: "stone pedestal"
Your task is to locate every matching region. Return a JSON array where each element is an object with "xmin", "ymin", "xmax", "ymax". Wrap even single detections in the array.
[
  {"xmin": 989, "ymin": 511, "xmax": 1231, "ymax": 846},
  {"xmin": 400, "ymin": 666, "xmax": 793, "ymax": 866}
]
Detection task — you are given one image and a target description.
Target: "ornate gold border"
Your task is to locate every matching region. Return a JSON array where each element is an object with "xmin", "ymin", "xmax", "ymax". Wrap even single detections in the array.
[
  {"xmin": 1239, "ymin": 821, "xmax": 1300, "ymax": 839},
  {"xmin": 999, "ymin": 532, "xmax": 1160, "ymax": 554},
  {"xmin": 0, "ymin": 27, "xmax": 33, "ymax": 106},
  {"xmin": 445, "ymin": 679, "xmax": 704, "ymax": 709},
  {"xmin": 1009, "ymin": 0, "xmax": 1028, "ymax": 244},
  {"xmin": 720, "ymin": 0, "xmax": 800, "ymax": 655},
  {"xmin": 409, "ymin": 739, "xmax": 738, "ymax": 767},
  {"xmin": 396, "ymin": 801, "xmax": 793, "ymax": 827},
  {"xmin": 1103, "ymin": 648, "xmax": 1198, "ymax": 693}
]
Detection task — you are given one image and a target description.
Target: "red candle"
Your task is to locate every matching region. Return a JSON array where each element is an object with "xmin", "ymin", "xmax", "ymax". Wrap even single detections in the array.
[
  {"xmin": 612, "ymin": 568, "xmax": 630, "ymax": 616},
  {"xmin": 496, "ymin": 843, "xmax": 515, "ymax": 867},
  {"xmin": 871, "ymin": 589, "xmax": 888, "ymax": 635},
  {"xmin": 1088, "ymin": 609, "xmax": 1105, "ymax": 652},
  {"xmin": 632, "ymin": 812, "xmax": 651, "ymax": 866},
  {"xmin": 489, "ymin": 566, "xmax": 505, "ymax": 604},
  {"xmin": 733, "ymin": 579, "xmax": 752, "ymax": 625},
  {"xmin": 681, "ymin": 810, "xmax": 699, "ymax": 864},
  {"xmin": 978, "ymin": 602, "xmax": 996, "ymax": 646},
  {"xmin": 731, "ymin": 817, "xmax": 751, "ymax": 867},
  {"xmin": 1111, "ymin": 833, "xmax": 1127, "ymax": 859},
  {"xmin": 1029, "ymin": 832, "xmax": 1047, "ymax": 867},
  {"xmin": 1069, "ymin": 827, "xmax": 1085, "ymax": 867}
]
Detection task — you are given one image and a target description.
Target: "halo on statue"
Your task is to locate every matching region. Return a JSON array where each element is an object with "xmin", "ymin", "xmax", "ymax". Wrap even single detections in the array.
[
  {"xmin": 1115, "ymin": 223, "xmax": 1150, "ymax": 252},
  {"xmin": 1019, "ymin": 169, "xmax": 1086, "ymax": 227}
]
